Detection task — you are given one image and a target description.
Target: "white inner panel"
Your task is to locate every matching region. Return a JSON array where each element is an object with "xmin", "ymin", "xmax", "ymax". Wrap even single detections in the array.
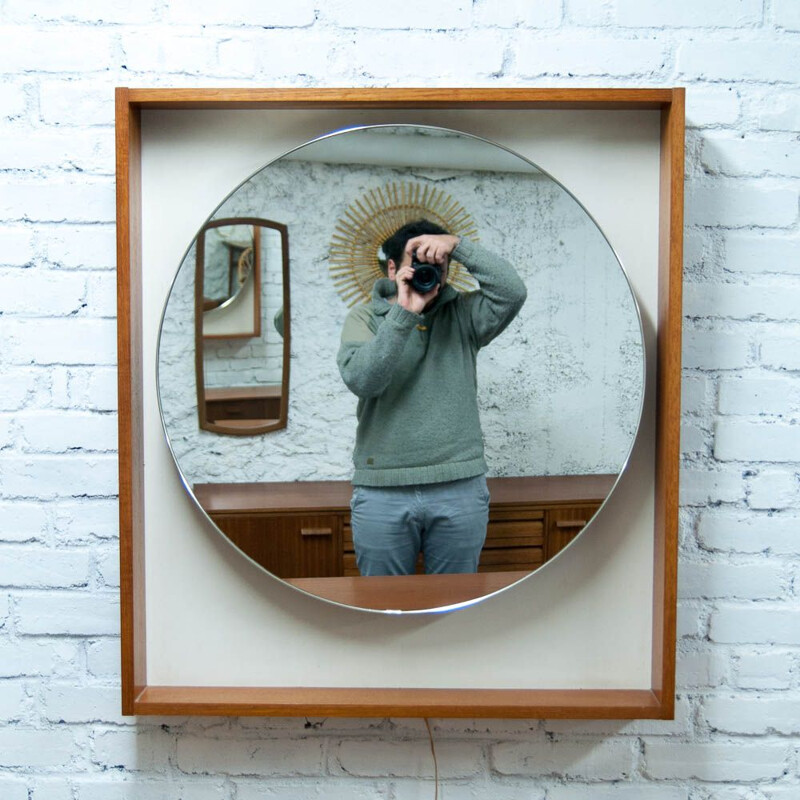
[{"xmin": 141, "ymin": 108, "xmax": 660, "ymax": 689}]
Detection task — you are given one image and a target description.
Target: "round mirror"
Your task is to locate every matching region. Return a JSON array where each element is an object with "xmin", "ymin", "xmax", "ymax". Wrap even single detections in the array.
[{"xmin": 157, "ymin": 124, "xmax": 645, "ymax": 614}]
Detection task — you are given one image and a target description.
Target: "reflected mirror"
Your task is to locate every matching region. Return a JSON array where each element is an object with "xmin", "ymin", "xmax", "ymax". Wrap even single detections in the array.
[
  {"xmin": 161, "ymin": 217, "xmax": 290, "ymax": 439},
  {"xmin": 201, "ymin": 222, "xmax": 258, "ymax": 318},
  {"xmin": 157, "ymin": 124, "xmax": 644, "ymax": 613}
]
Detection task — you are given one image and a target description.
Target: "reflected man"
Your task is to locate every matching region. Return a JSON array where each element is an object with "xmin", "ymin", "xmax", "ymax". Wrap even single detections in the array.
[{"xmin": 337, "ymin": 220, "xmax": 527, "ymax": 576}]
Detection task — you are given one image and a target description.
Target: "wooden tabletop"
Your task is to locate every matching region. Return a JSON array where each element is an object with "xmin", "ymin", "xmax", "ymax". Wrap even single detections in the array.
[
  {"xmin": 285, "ymin": 571, "xmax": 532, "ymax": 611},
  {"xmin": 205, "ymin": 385, "xmax": 282, "ymax": 401}
]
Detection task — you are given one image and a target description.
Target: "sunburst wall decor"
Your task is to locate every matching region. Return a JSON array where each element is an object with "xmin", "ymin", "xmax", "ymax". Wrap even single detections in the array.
[{"xmin": 329, "ymin": 181, "xmax": 479, "ymax": 306}]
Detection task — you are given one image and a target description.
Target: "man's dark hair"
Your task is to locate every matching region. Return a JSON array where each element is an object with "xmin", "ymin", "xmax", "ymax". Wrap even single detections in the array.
[{"xmin": 380, "ymin": 219, "xmax": 449, "ymax": 274}]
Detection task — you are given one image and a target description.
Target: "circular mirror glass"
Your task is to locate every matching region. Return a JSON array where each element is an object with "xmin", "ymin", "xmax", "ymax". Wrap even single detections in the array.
[{"xmin": 157, "ymin": 124, "xmax": 645, "ymax": 614}]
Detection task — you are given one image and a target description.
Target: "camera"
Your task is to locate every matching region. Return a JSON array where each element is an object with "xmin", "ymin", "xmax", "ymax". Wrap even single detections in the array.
[{"xmin": 409, "ymin": 258, "xmax": 442, "ymax": 294}]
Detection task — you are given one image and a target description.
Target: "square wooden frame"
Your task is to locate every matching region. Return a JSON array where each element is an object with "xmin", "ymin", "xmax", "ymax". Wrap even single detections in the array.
[{"xmin": 116, "ymin": 87, "xmax": 683, "ymax": 718}]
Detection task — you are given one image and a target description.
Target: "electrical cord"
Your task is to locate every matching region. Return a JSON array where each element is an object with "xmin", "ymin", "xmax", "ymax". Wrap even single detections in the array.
[{"xmin": 424, "ymin": 717, "xmax": 439, "ymax": 800}]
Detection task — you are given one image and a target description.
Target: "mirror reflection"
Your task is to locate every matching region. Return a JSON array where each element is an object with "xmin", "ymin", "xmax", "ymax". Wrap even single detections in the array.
[
  {"xmin": 201, "ymin": 223, "xmax": 257, "ymax": 315},
  {"xmin": 157, "ymin": 125, "xmax": 644, "ymax": 612},
  {"xmin": 160, "ymin": 217, "xmax": 290, "ymax": 440}
]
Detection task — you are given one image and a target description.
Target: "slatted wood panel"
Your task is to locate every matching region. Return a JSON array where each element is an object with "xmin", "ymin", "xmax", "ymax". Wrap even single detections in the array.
[{"xmin": 481, "ymin": 509, "xmax": 545, "ymax": 572}]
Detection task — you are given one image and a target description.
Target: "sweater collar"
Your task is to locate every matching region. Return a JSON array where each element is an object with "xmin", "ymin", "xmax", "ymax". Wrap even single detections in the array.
[{"xmin": 371, "ymin": 277, "xmax": 458, "ymax": 316}]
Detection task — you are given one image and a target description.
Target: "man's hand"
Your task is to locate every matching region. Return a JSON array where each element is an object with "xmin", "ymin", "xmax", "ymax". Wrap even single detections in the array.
[
  {"xmin": 404, "ymin": 234, "xmax": 460, "ymax": 265},
  {"xmin": 394, "ymin": 234, "xmax": 459, "ymax": 313},
  {"xmin": 396, "ymin": 263, "xmax": 439, "ymax": 314}
]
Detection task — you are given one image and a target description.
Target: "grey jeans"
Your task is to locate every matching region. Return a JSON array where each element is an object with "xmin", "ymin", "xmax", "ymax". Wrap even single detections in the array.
[{"xmin": 350, "ymin": 475, "xmax": 490, "ymax": 576}]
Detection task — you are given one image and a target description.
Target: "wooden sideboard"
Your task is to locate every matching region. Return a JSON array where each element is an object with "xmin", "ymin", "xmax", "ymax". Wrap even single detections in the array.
[
  {"xmin": 204, "ymin": 385, "xmax": 282, "ymax": 425},
  {"xmin": 194, "ymin": 475, "xmax": 615, "ymax": 582}
]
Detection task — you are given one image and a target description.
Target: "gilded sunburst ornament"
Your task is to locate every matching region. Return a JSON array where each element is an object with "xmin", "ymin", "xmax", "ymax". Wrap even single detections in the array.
[{"xmin": 329, "ymin": 181, "xmax": 479, "ymax": 306}]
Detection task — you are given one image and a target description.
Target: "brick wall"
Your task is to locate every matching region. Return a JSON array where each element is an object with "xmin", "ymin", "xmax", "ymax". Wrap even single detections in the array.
[{"xmin": 0, "ymin": 2, "xmax": 798, "ymax": 797}]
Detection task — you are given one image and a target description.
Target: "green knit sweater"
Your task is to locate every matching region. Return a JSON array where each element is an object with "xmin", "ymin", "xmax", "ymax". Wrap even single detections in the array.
[{"xmin": 337, "ymin": 237, "xmax": 527, "ymax": 487}]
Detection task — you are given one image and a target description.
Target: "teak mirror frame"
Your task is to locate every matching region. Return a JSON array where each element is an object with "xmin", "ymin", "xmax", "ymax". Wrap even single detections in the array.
[
  {"xmin": 116, "ymin": 87, "xmax": 684, "ymax": 718},
  {"xmin": 194, "ymin": 216, "xmax": 291, "ymax": 436}
]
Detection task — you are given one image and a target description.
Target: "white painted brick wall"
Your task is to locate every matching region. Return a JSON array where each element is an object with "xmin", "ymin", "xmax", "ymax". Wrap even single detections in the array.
[
  {"xmin": 515, "ymin": 36, "xmax": 671, "ymax": 78},
  {"xmin": 0, "ymin": 778, "xmax": 28, "ymax": 800},
  {"xmin": 0, "ymin": 455, "xmax": 119, "ymax": 498},
  {"xmin": 678, "ymin": 559, "xmax": 784, "ymax": 599},
  {"xmin": 473, "ymin": 0, "xmax": 561, "ymax": 29},
  {"xmin": 53, "ymin": 499, "xmax": 119, "ymax": 540},
  {"xmin": 686, "ymin": 182, "xmax": 798, "ymax": 228},
  {"xmin": 734, "ymin": 649, "xmax": 794, "ymax": 689},
  {"xmin": 0, "ymin": 178, "xmax": 116, "ymax": 222},
  {"xmin": 166, "ymin": 0, "xmax": 317, "ymax": 27},
  {"xmin": 718, "ymin": 376, "xmax": 800, "ymax": 414},
  {"xmin": 0, "ymin": 639, "xmax": 82, "ymax": 678},
  {"xmin": 1, "ymin": 319, "xmax": 117, "ymax": 365},
  {"xmin": 0, "ymin": 27, "xmax": 116, "ymax": 73},
  {"xmin": 42, "ymin": 225, "xmax": 118, "ymax": 270},
  {"xmin": 73, "ymin": 780, "xmax": 229, "ymax": 800},
  {"xmin": 715, "ymin": 420, "xmax": 800, "ymax": 461},
  {"xmin": 616, "ymin": 0, "xmax": 764, "ymax": 29},
  {"xmin": 723, "ymin": 231, "xmax": 800, "ymax": 274},
  {"xmin": 0, "ymin": 680, "xmax": 26, "ymax": 722},
  {"xmin": 761, "ymin": 333, "xmax": 800, "ymax": 369},
  {"xmin": 324, "ymin": 0, "xmax": 473, "ymax": 30},
  {"xmin": 676, "ymin": 647, "xmax": 728, "ymax": 688},
  {"xmin": 683, "ymin": 328, "xmax": 753, "ymax": 370},
  {"xmin": 16, "ymin": 411, "xmax": 117, "ymax": 453},
  {"xmin": 685, "ymin": 282, "xmax": 800, "ymax": 321},
  {"xmin": 643, "ymin": 740, "xmax": 789, "ymax": 781},
  {"xmin": 747, "ymin": 469, "xmax": 800, "ymax": 509},
  {"xmin": 678, "ymin": 40, "xmax": 800, "ymax": 82},
  {"xmin": 15, "ymin": 592, "xmax": 119, "ymax": 635},
  {"xmin": 42, "ymin": 684, "xmax": 126, "ymax": 724},
  {"xmin": 701, "ymin": 135, "xmax": 800, "ymax": 178},
  {"xmin": 176, "ymin": 736, "xmax": 325, "ymax": 775},
  {"xmin": 0, "ymin": 546, "xmax": 91, "ymax": 588},
  {"xmin": 774, "ymin": 0, "xmax": 800, "ymax": 29},
  {"xmin": 0, "ymin": 2, "xmax": 798, "ymax": 798},
  {"xmin": 0, "ymin": 728, "xmax": 76, "ymax": 767},
  {"xmin": 4, "ymin": 0, "xmax": 162, "ymax": 25},
  {"xmin": 93, "ymin": 727, "xmax": 174, "ymax": 771},
  {"xmin": 710, "ymin": 605, "xmax": 800, "ymax": 644},
  {"xmin": 493, "ymin": 738, "xmax": 637, "ymax": 779},
  {"xmin": 679, "ymin": 467, "xmax": 745, "ymax": 505},
  {"xmin": 698, "ymin": 511, "xmax": 800, "ymax": 553},
  {"xmin": 702, "ymin": 694, "xmax": 800, "ymax": 734}
]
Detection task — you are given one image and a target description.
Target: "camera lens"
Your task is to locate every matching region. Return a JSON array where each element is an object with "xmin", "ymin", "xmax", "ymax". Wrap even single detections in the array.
[{"xmin": 410, "ymin": 261, "xmax": 441, "ymax": 294}]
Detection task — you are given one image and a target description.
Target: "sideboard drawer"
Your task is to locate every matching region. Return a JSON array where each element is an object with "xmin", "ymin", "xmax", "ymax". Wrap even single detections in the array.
[
  {"xmin": 212, "ymin": 513, "xmax": 342, "ymax": 579},
  {"xmin": 545, "ymin": 503, "xmax": 602, "ymax": 560},
  {"xmin": 206, "ymin": 395, "xmax": 282, "ymax": 422}
]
